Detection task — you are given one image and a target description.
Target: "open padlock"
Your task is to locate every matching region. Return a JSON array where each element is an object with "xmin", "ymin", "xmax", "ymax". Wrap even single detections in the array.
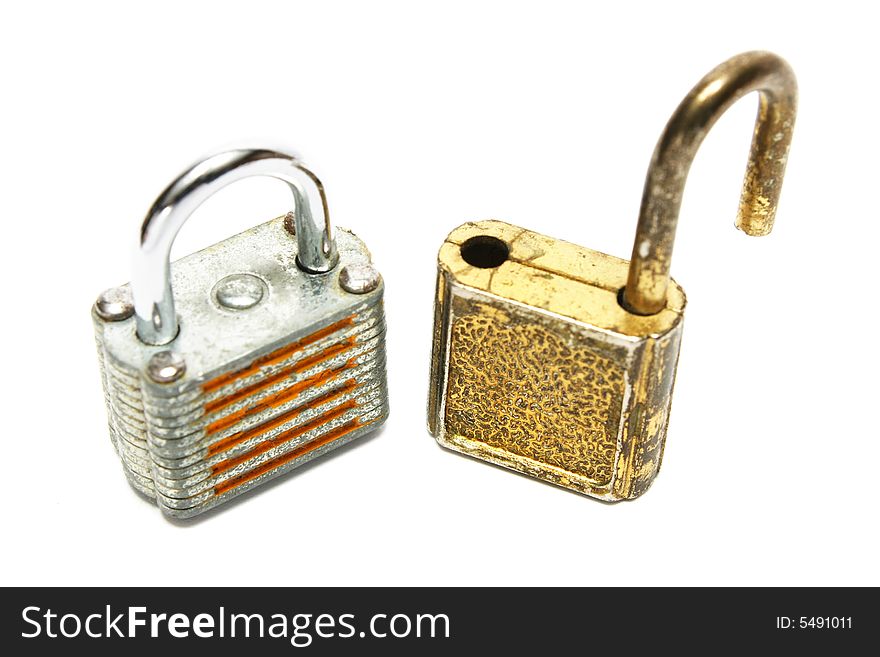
[
  {"xmin": 428, "ymin": 52, "xmax": 797, "ymax": 499},
  {"xmin": 93, "ymin": 149, "xmax": 389, "ymax": 518}
]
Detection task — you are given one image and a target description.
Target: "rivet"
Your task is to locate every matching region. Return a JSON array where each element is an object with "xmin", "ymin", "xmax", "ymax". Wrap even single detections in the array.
[
  {"xmin": 213, "ymin": 274, "xmax": 266, "ymax": 310},
  {"xmin": 95, "ymin": 287, "xmax": 134, "ymax": 321},
  {"xmin": 339, "ymin": 264, "xmax": 382, "ymax": 294},
  {"xmin": 147, "ymin": 351, "xmax": 186, "ymax": 384}
]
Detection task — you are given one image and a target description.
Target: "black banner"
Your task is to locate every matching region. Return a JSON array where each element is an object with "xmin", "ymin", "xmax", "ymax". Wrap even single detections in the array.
[{"xmin": 2, "ymin": 587, "xmax": 873, "ymax": 653}]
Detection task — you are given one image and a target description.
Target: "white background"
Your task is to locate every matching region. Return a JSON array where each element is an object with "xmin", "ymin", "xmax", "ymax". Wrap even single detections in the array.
[{"xmin": 2, "ymin": 1, "xmax": 877, "ymax": 587}]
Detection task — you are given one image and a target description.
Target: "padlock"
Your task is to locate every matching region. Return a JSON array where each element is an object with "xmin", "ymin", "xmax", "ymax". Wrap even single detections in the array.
[
  {"xmin": 92, "ymin": 148, "xmax": 388, "ymax": 518},
  {"xmin": 427, "ymin": 52, "xmax": 797, "ymax": 500}
]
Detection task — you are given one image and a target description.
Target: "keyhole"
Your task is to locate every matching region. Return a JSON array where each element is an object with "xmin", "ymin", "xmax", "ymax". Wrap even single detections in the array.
[{"xmin": 460, "ymin": 236, "xmax": 509, "ymax": 268}]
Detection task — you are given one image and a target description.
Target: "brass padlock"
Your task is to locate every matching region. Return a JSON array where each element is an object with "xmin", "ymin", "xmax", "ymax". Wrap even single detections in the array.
[
  {"xmin": 427, "ymin": 52, "xmax": 797, "ymax": 500},
  {"xmin": 93, "ymin": 148, "xmax": 388, "ymax": 518}
]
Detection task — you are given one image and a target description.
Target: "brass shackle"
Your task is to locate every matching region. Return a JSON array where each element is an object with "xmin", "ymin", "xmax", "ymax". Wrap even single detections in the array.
[{"xmin": 622, "ymin": 51, "xmax": 798, "ymax": 315}]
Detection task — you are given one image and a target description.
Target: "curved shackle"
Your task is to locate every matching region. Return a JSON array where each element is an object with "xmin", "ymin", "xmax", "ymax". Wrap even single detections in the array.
[
  {"xmin": 133, "ymin": 148, "xmax": 339, "ymax": 345},
  {"xmin": 621, "ymin": 51, "xmax": 798, "ymax": 316}
]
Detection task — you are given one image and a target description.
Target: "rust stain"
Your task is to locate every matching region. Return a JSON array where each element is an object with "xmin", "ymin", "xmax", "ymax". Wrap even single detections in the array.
[
  {"xmin": 211, "ymin": 400, "xmax": 359, "ymax": 478},
  {"xmin": 212, "ymin": 417, "xmax": 365, "ymax": 496},
  {"xmin": 205, "ymin": 368, "xmax": 350, "ymax": 436},
  {"xmin": 201, "ymin": 316, "xmax": 355, "ymax": 394},
  {"xmin": 207, "ymin": 379, "xmax": 357, "ymax": 456},
  {"xmin": 204, "ymin": 338, "xmax": 357, "ymax": 416}
]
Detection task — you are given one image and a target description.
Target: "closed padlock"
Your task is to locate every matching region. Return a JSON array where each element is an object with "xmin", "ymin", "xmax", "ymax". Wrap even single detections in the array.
[
  {"xmin": 93, "ymin": 148, "xmax": 388, "ymax": 518},
  {"xmin": 428, "ymin": 52, "xmax": 797, "ymax": 499}
]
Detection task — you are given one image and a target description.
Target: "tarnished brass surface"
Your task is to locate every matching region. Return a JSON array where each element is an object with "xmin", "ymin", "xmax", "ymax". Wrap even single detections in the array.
[
  {"xmin": 446, "ymin": 299, "xmax": 626, "ymax": 487},
  {"xmin": 428, "ymin": 221, "xmax": 685, "ymax": 500},
  {"xmin": 427, "ymin": 52, "xmax": 796, "ymax": 500},
  {"xmin": 623, "ymin": 51, "xmax": 798, "ymax": 315}
]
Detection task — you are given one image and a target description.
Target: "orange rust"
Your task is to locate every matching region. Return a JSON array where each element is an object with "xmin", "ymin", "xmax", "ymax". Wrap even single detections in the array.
[
  {"xmin": 205, "ymin": 367, "xmax": 350, "ymax": 436},
  {"xmin": 207, "ymin": 380, "xmax": 358, "ymax": 457},
  {"xmin": 203, "ymin": 338, "xmax": 357, "ymax": 416},
  {"xmin": 211, "ymin": 400, "xmax": 360, "ymax": 478},
  {"xmin": 201, "ymin": 316, "xmax": 356, "ymax": 394},
  {"xmin": 213, "ymin": 418, "xmax": 366, "ymax": 497}
]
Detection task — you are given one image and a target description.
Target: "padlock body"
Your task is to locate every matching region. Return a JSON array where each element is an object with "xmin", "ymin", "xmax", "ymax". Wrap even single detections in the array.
[
  {"xmin": 428, "ymin": 220, "xmax": 686, "ymax": 500},
  {"xmin": 94, "ymin": 216, "xmax": 388, "ymax": 518}
]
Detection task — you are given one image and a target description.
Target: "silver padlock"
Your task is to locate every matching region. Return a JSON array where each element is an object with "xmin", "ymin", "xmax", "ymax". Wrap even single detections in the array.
[{"xmin": 92, "ymin": 148, "xmax": 389, "ymax": 518}]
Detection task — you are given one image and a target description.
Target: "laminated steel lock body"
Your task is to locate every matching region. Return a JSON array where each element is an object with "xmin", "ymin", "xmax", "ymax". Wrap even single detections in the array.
[
  {"xmin": 428, "ymin": 52, "xmax": 797, "ymax": 500},
  {"xmin": 93, "ymin": 149, "xmax": 389, "ymax": 518}
]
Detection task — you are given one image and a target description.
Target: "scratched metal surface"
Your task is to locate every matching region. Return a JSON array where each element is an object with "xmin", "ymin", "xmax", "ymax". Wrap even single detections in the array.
[
  {"xmin": 93, "ymin": 216, "xmax": 389, "ymax": 518},
  {"xmin": 428, "ymin": 220, "xmax": 683, "ymax": 501}
]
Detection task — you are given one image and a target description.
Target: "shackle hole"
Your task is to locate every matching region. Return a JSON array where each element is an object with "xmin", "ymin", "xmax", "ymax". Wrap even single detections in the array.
[{"xmin": 460, "ymin": 236, "xmax": 509, "ymax": 269}]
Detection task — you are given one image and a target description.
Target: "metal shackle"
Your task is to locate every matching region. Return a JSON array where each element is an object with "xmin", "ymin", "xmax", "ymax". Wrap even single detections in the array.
[
  {"xmin": 622, "ymin": 51, "xmax": 798, "ymax": 316},
  {"xmin": 132, "ymin": 148, "xmax": 339, "ymax": 345}
]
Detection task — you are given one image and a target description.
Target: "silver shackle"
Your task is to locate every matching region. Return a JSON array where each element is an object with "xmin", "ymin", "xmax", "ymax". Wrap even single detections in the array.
[{"xmin": 132, "ymin": 148, "xmax": 339, "ymax": 345}]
